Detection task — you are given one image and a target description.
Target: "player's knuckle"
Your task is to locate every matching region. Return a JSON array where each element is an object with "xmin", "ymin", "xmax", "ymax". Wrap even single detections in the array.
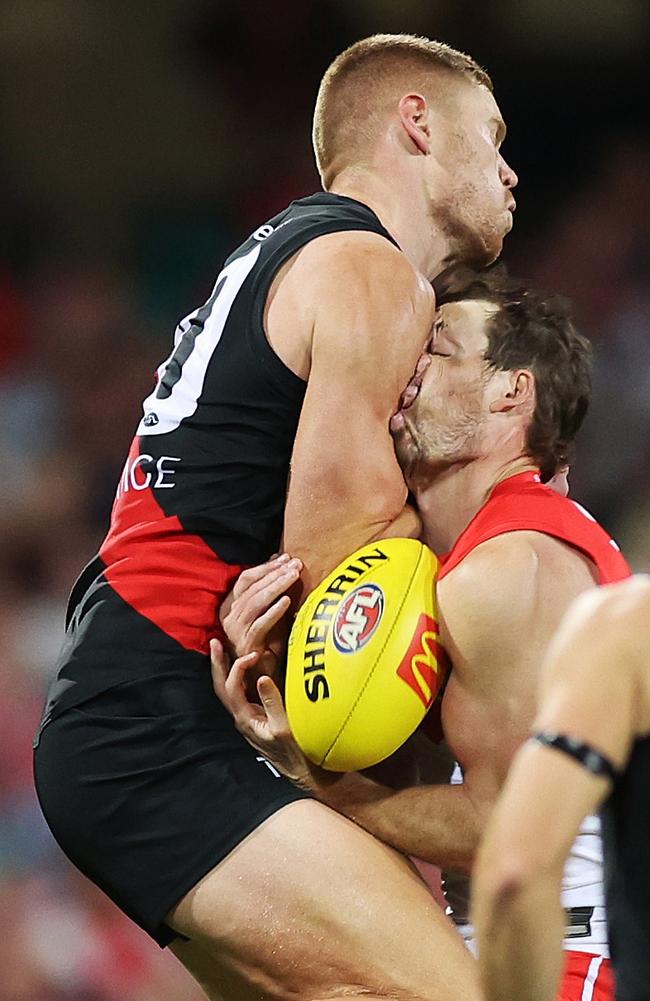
[{"xmin": 237, "ymin": 569, "xmax": 257, "ymax": 590}]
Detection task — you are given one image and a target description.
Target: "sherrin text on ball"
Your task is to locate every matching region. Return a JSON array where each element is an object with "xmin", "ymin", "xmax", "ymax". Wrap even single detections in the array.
[{"xmin": 286, "ymin": 538, "xmax": 447, "ymax": 771}]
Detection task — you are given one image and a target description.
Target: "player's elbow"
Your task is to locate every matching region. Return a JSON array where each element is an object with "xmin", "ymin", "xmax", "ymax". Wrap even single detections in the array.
[
  {"xmin": 477, "ymin": 850, "xmax": 561, "ymax": 916},
  {"xmin": 486, "ymin": 859, "xmax": 536, "ymax": 910},
  {"xmin": 370, "ymin": 500, "xmax": 421, "ymax": 542},
  {"xmin": 472, "ymin": 863, "xmax": 529, "ymax": 960}
]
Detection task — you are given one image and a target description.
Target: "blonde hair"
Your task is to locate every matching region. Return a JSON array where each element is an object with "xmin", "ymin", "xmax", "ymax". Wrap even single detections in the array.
[{"xmin": 313, "ymin": 33, "xmax": 492, "ymax": 185}]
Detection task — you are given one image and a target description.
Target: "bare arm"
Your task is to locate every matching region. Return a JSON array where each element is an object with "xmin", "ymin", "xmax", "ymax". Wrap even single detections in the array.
[
  {"xmin": 277, "ymin": 232, "xmax": 435, "ymax": 594},
  {"xmin": 473, "ymin": 576, "xmax": 650, "ymax": 1001},
  {"xmin": 214, "ymin": 532, "xmax": 598, "ymax": 872},
  {"xmin": 304, "ymin": 532, "xmax": 600, "ymax": 869}
]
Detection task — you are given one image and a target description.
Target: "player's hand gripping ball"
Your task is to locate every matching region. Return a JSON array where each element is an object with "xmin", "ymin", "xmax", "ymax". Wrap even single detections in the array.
[{"xmin": 286, "ymin": 538, "xmax": 447, "ymax": 771}]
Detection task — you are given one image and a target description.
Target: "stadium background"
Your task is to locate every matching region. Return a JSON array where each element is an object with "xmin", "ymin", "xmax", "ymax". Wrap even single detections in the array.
[{"xmin": 0, "ymin": 2, "xmax": 647, "ymax": 997}]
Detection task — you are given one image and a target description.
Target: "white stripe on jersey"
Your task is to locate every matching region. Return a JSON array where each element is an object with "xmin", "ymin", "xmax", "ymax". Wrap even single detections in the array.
[
  {"xmin": 137, "ymin": 244, "xmax": 261, "ymax": 437},
  {"xmin": 581, "ymin": 955, "xmax": 604, "ymax": 1001}
]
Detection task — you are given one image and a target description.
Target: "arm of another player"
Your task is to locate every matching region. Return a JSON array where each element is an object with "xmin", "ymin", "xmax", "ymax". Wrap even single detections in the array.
[
  {"xmin": 305, "ymin": 532, "xmax": 594, "ymax": 869},
  {"xmin": 213, "ymin": 534, "xmax": 599, "ymax": 873},
  {"xmin": 214, "ymin": 534, "xmax": 572, "ymax": 871},
  {"xmin": 472, "ymin": 576, "xmax": 650, "ymax": 1001},
  {"xmin": 280, "ymin": 232, "xmax": 436, "ymax": 595}
]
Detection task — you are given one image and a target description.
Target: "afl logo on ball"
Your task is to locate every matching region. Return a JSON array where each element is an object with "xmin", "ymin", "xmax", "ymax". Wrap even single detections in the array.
[{"xmin": 333, "ymin": 584, "xmax": 384, "ymax": 654}]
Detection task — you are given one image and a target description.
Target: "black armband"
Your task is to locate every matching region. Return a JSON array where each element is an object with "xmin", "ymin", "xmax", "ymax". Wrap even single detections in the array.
[{"xmin": 530, "ymin": 731, "xmax": 620, "ymax": 783}]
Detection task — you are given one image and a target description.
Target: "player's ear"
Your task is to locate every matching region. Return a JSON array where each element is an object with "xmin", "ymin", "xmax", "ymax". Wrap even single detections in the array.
[
  {"xmin": 397, "ymin": 93, "xmax": 431, "ymax": 154},
  {"xmin": 489, "ymin": 369, "xmax": 536, "ymax": 414}
]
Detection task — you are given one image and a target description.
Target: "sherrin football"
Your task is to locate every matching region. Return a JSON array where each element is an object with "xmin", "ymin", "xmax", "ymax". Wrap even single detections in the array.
[{"xmin": 285, "ymin": 538, "xmax": 447, "ymax": 771}]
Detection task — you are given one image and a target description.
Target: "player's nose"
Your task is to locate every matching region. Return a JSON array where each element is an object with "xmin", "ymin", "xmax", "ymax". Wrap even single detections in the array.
[{"xmin": 500, "ymin": 155, "xmax": 518, "ymax": 190}]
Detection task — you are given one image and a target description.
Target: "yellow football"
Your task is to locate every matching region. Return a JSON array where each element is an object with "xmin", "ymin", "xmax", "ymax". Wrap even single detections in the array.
[{"xmin": 285, "ymin": 538, "xmax": 447, "ymax": 771}]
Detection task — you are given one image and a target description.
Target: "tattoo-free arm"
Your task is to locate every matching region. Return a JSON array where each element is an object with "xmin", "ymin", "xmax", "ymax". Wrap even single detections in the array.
[
  {"xmin": 313, "ymin": 767, "xmax": 485, "ymax": 872},
  {"xmin": 473, "ymin": 579, "xmax": 647, "ymax": 1001},
  {"xmin": 303, "ymin": 536, "xmax": 555, "ymax": 869},
  {"xmin": 282, "ymin": 233, "xmax": 435, "ymax": 594}
]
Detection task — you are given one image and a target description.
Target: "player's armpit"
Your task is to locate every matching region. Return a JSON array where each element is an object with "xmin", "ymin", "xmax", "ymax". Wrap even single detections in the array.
[
  {"xmin": 281, "ymin": 232, "xmax": 436, "ymax": 594},
  {"xmin": 372, "ymin": 501, "xmax": 422, "ymax": 544}
]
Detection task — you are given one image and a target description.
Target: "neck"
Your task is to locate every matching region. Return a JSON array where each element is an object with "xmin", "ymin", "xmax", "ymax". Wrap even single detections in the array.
[
  {"xmin": 329, "ymin": 169, "xmax": 451, "ymax": 281},
  {"xmin": 413, "ymin": 455, "xmax": 538, "ymax": 555}
]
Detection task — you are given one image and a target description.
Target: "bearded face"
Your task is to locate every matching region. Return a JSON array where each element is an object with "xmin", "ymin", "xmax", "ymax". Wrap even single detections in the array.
[{"xmin": 391, "ymin": 300, "xmax": 499, "ymax": 482}]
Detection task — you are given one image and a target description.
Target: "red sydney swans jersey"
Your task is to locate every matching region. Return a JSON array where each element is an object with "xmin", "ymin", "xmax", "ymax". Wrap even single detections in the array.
[
  {"xmin": 438, "ymin": 470, "xmax": 630, "ymax": 584},
  {"xmin": 437, "ymin": 470, "xmax": 630, "ymax": 965}
]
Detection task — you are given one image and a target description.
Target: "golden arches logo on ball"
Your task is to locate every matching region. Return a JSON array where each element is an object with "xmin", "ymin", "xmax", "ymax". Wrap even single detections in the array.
[{"xmin": 286, "ymin": 538, "xmax": 447, "ymax": 772}]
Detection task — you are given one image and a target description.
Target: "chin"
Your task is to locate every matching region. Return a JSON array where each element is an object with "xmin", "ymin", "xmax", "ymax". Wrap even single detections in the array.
[
  {"xmin": 479, "ymin": 244, "xmax": 500, "ymax": 267},
  {"xmin": 455, "ymin": 225, "xmax": 502, "ymax": 269},
  {"xmin": 394, "ymin": 439, "xmax": 414, "ymax": 474},
  {"xmin": 393, "ymin": 430, "xmax": 418, "ymax": 479},
  {"xmin": 479, "ymin": 228, "xmax": 507, "ymax": 267}
]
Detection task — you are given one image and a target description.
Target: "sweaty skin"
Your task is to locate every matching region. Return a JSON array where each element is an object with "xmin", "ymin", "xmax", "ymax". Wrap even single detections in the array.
[
  {"xmin": 213, "ymin": 296, "xmax": 608, "ymax": 888},
  {"xmin": 266, "ymin": 78, "xmax": 516, "ymax": 595},
  {"xmin": 164, "ymin": 48, "xmax": 518, "ymax": 1001},
  {"xmin": 269, "ymin": 232, "xmax": 435, "ymax": 594}
]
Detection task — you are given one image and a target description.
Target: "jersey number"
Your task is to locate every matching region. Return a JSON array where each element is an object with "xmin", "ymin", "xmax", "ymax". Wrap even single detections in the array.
[{"xmin": 137, "ymin": 244, "xmax": 261, "ymax": 436}]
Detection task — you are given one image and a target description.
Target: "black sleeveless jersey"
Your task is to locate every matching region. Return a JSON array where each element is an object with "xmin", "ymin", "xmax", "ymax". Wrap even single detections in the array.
[
  {"xmin": 92, "ymin": 192, "xmax": 396, "ymax": 655},
  {"xmin": 601, "ymin": 734, "xmax": 650, "ymax": 1000}
]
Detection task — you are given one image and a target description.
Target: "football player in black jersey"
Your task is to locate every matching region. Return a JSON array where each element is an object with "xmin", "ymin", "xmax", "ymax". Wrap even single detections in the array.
[
  {"xmin": 474, "ymin": 575, "xmax": 650, "ymax": 1001},
  {"xmin": 34, "ymin": 33, "xmax": 516, "ymax": 1001}
]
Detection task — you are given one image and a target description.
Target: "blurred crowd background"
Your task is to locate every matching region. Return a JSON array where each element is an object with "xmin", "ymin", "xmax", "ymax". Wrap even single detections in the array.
[{"xmin": 1, "ymin": 1, "xmax": 648, "ymax": 998}]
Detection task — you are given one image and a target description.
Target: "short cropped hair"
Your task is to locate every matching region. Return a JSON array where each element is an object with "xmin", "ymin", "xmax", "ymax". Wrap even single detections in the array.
[
  {"xmin": 313, "ymin": 34, "xmax": 492, "ymax": 184},
  {"xmin": 439, "ymin": 265, "xmax": 593, "ymax": 481}
]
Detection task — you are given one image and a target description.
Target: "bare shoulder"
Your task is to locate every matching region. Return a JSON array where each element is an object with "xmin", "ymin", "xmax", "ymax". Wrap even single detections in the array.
[
  {"xmin": 440, "ymin": 531, "xmax": 543, "ymax": 594},
  {"xmin": 439, "ymin": 530, "xmax": 596, "ymax": 623},
  {"xmin": 533, "ymin": 575, "xmax": 650, "ymax": 753},
  {"xmin": 555, "ymin": 575, "xmax": 650, "ymax": 691},
  {"xmin": 572, "ymin": 574, "xmax": 650, "ymax": 629},
  {"xmin": 289, "ymin": 230, "xmax": 435, "ymax": 316},
  {"xmin": 438, "ymin": 534, "xmax": 536, "ymax": 635},
  {"xmin": 438, "ymin": 530, "xmax": 598, "ymax": 676},
  {"xmin": 294, "ymin": 231, "xmax": 435, "ymax": 389},
  {"xmin": 437, "ymin": 534, "xmax": 543, "ymax": 672},
  {"xmin": 267, "ymin": 230, "xmax": 434, "ymax": 381}
]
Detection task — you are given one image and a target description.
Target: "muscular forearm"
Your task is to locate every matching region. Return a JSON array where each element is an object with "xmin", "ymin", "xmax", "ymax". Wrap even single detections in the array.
[{"xmin": 313, "ymin": 772, "xmax": 483, "ymax": 872}]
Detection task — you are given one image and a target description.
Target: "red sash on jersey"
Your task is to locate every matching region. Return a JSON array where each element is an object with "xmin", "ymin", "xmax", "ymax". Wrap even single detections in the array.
[
  {"xmin": 100, "ymin": 440, "xmax": 245, "ymax": 655},
  {"xmin": 438, "ymin": 472, "xmax": 631, "ymax": 584}
]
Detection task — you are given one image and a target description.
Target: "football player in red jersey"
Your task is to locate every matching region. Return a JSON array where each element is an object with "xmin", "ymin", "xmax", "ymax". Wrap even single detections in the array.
[{"xmin": 214, "ymin": 267, "xmax": 627, "ymax": 1001}]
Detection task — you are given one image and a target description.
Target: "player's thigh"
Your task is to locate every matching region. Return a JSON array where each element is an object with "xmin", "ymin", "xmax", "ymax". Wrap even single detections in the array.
[{"xmin": 167, "ymin": 798, "xmax": 480, "ymax": 1001}]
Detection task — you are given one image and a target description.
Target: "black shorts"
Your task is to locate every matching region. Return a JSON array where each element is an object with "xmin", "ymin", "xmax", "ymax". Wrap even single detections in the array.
[{"xmin": 33, "ymin": 571, "xmax": 308, "ymax": 948}]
